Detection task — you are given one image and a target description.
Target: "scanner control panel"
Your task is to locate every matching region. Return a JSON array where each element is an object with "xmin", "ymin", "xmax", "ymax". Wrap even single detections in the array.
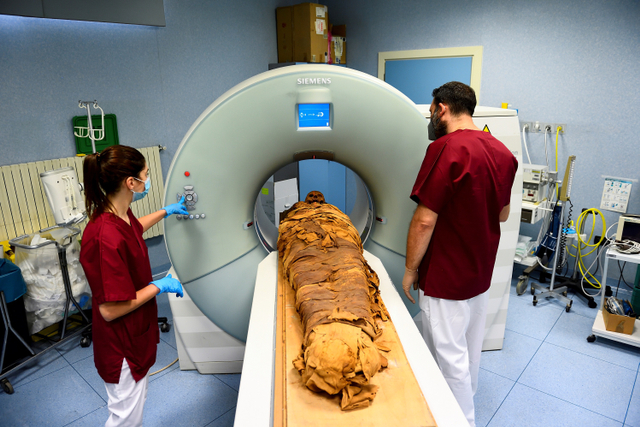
[{"xmin": 175, "ymin": 185, "xmax": 206, "ymax": 220}]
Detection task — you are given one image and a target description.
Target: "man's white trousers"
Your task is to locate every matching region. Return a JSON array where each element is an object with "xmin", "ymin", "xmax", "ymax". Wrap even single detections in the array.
[{"xmin": 419, "ymin": 289, "xmax": 489, "ymax": 427}]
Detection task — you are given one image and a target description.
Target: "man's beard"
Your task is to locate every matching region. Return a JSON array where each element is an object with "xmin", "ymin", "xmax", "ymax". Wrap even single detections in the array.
[{"xmin": 434, "ymin": 117, "xmax": 448, "ymax": 139}]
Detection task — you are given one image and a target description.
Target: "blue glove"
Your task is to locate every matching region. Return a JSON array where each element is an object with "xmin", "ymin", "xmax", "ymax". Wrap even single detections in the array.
[
  {"xmin": 163, "ymin": 195, "xmax": 189, "ymax": 218},
  {"xmin": 152, "ymin": 274, "xmax": 184, "ymax": 297}
]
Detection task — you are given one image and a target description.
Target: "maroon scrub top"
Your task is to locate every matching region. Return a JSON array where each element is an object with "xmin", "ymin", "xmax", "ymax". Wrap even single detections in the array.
[
  {"xmin": 411, "ymin": 129, "xmax": 518, "ymax": 301},
  {"xmin": 80, "ymin": 209, "xmax": 159, "ymax": 383}
]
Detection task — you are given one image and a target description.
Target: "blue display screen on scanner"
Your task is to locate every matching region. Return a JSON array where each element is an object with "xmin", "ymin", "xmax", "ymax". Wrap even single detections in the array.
[{"xmin": 298, "ymin": 104, "xmax": 330, "ymax": 128}]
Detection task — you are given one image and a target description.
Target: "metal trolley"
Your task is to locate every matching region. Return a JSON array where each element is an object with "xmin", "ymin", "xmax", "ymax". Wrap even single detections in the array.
[{"xmin": 1, "ymin": 224, "xmax": 91, "ymax": 394}]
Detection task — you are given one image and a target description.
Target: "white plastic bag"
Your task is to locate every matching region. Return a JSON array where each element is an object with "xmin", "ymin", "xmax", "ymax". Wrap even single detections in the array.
[{"xmin": 15, "ymin": 229, "xmax": 91, "ymax": 335}]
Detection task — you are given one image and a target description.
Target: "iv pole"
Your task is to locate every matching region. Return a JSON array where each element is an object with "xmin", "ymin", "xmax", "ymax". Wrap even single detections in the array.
[{"xmin": 531, "ymin": 155, "xmax": 577, "ymax": 312}]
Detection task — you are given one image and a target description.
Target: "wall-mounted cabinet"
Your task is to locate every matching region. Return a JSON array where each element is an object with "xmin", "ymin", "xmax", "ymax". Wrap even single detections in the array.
[{"xmin": 0, "ymin": 0, "xmax": 165, "ymax": 27}]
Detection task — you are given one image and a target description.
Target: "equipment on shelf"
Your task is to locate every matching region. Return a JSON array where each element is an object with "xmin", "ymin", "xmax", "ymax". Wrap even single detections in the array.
[
  {"xmin": 587, "ymin": 248, "xmax": 640, "ymax": 344},
  {"xmin": 522, "ymin": 163, "xmax": 549, "ymax": 203},
  {"xmin": 40, "ymin": 167, "xmax": 85, "ymax": 226}
]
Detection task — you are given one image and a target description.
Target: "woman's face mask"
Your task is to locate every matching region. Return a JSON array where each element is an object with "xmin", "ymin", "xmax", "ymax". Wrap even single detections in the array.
[{"xmin": 131, "ymin": 176, "xmax": 151, "ymax": 202}]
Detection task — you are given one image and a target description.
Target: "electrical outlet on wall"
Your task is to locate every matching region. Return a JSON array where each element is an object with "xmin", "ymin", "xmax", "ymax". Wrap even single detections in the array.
[
  {"xmin": 544, "ymin": 123, "xmax": 566, "ymax": 134},
  {"xmin": 527, "ymin": 122, "xmax": 567, "ymax": 134},
  {"xmin": 554, "ymin": 124, "xmax": 566, "ymax": 134},
  {"xmin": 520, "ymin": 121, "xmax": 533, "ymax": 131},
  {"xmin": 532, "ymin": 121, "xmax": 542, "ymax": 132}
]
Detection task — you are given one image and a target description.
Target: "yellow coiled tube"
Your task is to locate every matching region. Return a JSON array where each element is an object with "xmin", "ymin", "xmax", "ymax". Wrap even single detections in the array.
[{"xmin": 567, "ymin": 208, "xmax": 606, "ymax": 289}]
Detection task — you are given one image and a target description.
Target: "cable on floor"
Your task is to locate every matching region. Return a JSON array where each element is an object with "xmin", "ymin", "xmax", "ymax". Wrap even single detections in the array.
[{"xmin": 150, "ymin": 358, "xmax": 179, "ymax": 376}]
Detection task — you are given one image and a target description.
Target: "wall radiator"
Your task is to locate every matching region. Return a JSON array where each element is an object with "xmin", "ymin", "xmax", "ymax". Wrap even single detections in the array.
[{"xmin": 0, "ymin": 146, "xmax": 165, "ymax": 242}]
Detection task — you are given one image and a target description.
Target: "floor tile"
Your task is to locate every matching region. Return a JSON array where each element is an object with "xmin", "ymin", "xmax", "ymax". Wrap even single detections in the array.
[
  {"xmin": 149, "ymin": 339, "xmax": 181, "ymax": 383},
  {"xmin": 72, "ymin": 355, "xmax": 109, "ymax": 402},
  {"xmin": 528, "ymin": 284, "xmax": 575, "ymax": 311},
  {"xmin": 159, "ymin": 321, "xmax": 177, "ymax": 349},
  {"xmin": 481, "ymin": 329, "xmax": 542, "ymax": 381},
  {"xmin": 56, "ymin": 334, "xmax": 94, "ymax": 365},
  {"xmin": 3, "ymin": 263, "xmax": 638, "ymax": 427},
  {"xmin": 488, "ymin": 383, "xmax": 623, "ymax": 427},
  {"xmin": 206, "ymin": 407, "xmax": 235, "ymax": 427},
  {"xmin": 215, "ymin": 373, "xmax": 241, "ymax": 392},
  {"xmin": 563, "ymin": 283, "xmax": 602, "ymax": 318},
  {"xmin": 518, "ymin": 343, "xmax": 635, "ymax": 422},
  {"xmin": 625, "ymin": 369, "xmax": 640, "ymax": 427},
  {"xmin": 3, "ymin": 343, "xmax": 71, "ymax": 388},
  {"xmin": 157, "ymin": 292, "xmax": 178, "ymax": 349},
  {"xmin": 64, "ymin": 406, "xmax": 109, "ymax": 426},
  {"xmin": 475, "ymin": 368, "xmax": 515, "ymax": 427},
  {"xmin": 546, "ymin": 311, "xmax": 640, "ymax": 371},
  {"xmin": 143, "ymin": 368, "xmax": 238, "ymax": 426},
  {"xmin": 0, "ymin": 365, "xmax": 105, "ymax": 426},
  {"xmin": 505, "ymin": 293, "xmax": 563, "ymax": 341}
]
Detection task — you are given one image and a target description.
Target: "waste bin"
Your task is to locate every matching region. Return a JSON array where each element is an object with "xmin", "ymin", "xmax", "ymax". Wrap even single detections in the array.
[{"xmin": 0, "ymin": 258, "xmax": 32, "ymax": 373}]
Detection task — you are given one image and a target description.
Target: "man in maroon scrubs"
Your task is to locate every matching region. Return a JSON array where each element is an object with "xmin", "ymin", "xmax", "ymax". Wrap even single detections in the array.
[{"xmin": 402, "ymin": 82, "xmax": 518, "ymax": 427}]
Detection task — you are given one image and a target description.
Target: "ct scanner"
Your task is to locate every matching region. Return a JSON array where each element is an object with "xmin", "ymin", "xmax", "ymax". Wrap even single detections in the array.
[{"xmin": 163, "ymin": 65, "xmax": 523, "ymax": 425}]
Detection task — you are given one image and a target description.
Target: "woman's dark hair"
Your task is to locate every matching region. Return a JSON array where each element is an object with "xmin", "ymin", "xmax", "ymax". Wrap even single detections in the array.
[
  {"xmin": 83, "ymin": 145, "xmax": 146, "ymax": 221},
  {"xmin": 432, "ymin": 81, "xmax": 477, "ymax": 117}
]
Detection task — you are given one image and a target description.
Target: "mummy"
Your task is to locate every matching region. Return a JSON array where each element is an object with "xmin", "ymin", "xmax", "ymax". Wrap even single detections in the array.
[{"xmin": 278, "ymin": 191, "xmax": 390, "ymax": 410}]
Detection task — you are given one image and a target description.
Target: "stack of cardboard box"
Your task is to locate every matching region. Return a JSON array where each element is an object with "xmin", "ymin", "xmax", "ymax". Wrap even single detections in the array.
[{"xmin": 276, "ymin": 3, "xmax": 346, "ymax": 65}]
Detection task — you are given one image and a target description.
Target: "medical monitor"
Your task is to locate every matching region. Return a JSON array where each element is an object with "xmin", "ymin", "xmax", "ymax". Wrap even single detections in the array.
[
  {"xmin": 297, "ymin": 103, "xmax": 331, "ymax": 130},
  {"xmin": 616, "ymin": 214, "xmax": 640, "ymax": 244}
]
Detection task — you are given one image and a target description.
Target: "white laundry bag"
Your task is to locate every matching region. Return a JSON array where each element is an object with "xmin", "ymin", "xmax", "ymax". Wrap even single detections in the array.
[{"xmin": 14, "ymin": 228, "xmax": 91, "ymax": 335}]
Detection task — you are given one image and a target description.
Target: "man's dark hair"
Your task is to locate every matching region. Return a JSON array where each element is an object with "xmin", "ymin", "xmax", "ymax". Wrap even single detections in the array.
[{"xmin": 432, "ymin": 81, "xmax": 476, "ymax": 117}]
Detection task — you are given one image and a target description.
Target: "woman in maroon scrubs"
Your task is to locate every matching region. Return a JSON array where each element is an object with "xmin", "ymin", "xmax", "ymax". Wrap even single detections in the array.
[{"xmin": 79, "ymin": 145, "xmax": 187, "ymax": 426}]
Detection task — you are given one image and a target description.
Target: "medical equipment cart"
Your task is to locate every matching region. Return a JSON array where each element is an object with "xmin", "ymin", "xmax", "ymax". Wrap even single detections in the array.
[
  {"xmin": 1, "ymin": 224, "xmax": 91, "ymax": 394},
  {"xmin": 588, "ymin": 248, "xmax": 640, "ymax": 346}
]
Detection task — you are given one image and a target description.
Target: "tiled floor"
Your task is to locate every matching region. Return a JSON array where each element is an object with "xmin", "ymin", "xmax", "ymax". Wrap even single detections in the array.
[
  {"xmin": 0, "ymin": 293, "xmax": 238, "ymax": 426},
  {"xmin": 1, "ymin": 266, "xmax": 639, "ymax": 426},
  {"xmin": 477, "ymin": 265, "xmax": 640, "ymax": 427}
]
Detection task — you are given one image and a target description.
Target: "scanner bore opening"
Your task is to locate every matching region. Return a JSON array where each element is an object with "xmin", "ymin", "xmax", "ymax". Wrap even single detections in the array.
[{"xmin": 254, "ymin": 159, "xmax": 374, "ymax": 252}]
